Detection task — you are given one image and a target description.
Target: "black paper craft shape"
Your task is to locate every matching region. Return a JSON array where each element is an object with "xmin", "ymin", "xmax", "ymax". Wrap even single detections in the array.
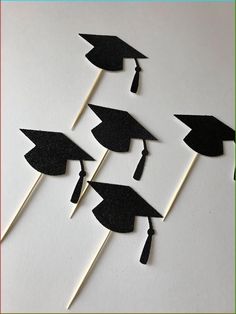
[
  {"xmin": 88, "ymin": 104, "xmax": 157, "ymax": 180},
  {"xmin": 175, "ymin": 115, "xmax": 235, "ymax": 179},
  {"xmin": 79, "ymin": 34, "xmax": 148, "ymax": 93},
  {"xmin": 88, "ymin": 181, "xmax": 163, "ymax": 264},
  {"xmin": 174, "ymin": 115, "xmax": 235, "ymax": 156},
  {"xmin": 21, "ymin": 129, "xmax": 95, "ymax": 203}
]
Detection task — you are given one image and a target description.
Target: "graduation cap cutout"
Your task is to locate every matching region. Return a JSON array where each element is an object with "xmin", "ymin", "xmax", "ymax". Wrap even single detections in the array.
[
  {"xmin": 163, "ymin": 115, "xmax": 235, "ymax": 221},
  {"xmin": 174, "ymin": 115, "xmax": 235, "ymax": 157},
  {"xmin": 21, "ymin": 129, "xmax": 95, "ymax": 203},
  {"xmin": 79, "ymin": 34, "xmax": 148, "ymax": 93},
  {"xmin": 88, "ymin": 104, "xmax": 157, "ymax": 180},
  {"xmin": 88, "ymin": 181, "xmax": 163, "ymax": 264}
]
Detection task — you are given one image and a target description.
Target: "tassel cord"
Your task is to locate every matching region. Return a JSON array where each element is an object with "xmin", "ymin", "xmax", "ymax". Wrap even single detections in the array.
[
  {"xmin": 133, "ymin": 140, "xmax": 149, "ymax": 180},
  {"xmin": 130, "ymin": 58, "xmax": 141, "ymax": 93},
  {"xmin": 139, "ymin": 216, "xmax": 155, "ymax": 264},
  {"xmin": 70, "ymin": 160, "xmax": 86, "ymax": 203}
]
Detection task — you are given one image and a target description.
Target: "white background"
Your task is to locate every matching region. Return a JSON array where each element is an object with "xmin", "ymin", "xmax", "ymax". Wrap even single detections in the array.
[{"xmin": 2, "ymin": 2, "xmax": 234, "ymax": 313}]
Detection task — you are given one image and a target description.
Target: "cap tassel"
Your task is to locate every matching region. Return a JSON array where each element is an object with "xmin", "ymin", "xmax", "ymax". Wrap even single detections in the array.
[
  {"xmin": 133, "ymin": 140, "xmax": 148, "ymax": 180},
  {"xmin": 140, "ymin": 217, "xmax": 155, "ymax": 264},
  {"xmin": 130, "ymin": 58, "xmax": 141, "ymax": 93},
  {"xmin": 70, "ymin": 161, "xmax": 86, "ymax": 204}
]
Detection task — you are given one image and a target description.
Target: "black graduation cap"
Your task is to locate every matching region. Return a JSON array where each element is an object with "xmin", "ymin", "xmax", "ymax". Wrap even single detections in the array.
[
  {"xmin": 88, "ymin": 104, "xmax": 157, "ymax": 181},
  {"xmin": 88, "ymin": 181, "xmax": 163, "ymax": 264},
  {"xmin": 174, "ymin": 115, "xmax": 235, "ymax": 156},
  {"xmin": 21, "ymin": 129, "xmax": 95, "ymax": 203},
  {"xmin": 79, "ymin": 34, "xmax": 148, "ymax": 93}
]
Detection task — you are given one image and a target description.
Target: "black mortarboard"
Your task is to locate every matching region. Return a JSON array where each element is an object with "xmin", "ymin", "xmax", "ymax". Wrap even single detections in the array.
[
  {"xmin": 174, "ymin": 115, "xmax": 235, "ymax": 156},
  {"xmin": 88, "ymin": 181, "xmax": 163, "ymax": 264},
  {"xmin": 21, "ymin": 129, "xmax": 95, "ymax": 203},
  {"xmin": 79, "ymin": 34, "xmax": 148, "ymax": 93},
  {"xmin": 88, "ymin": 104, "xmax": 157, "ymax": 181}
]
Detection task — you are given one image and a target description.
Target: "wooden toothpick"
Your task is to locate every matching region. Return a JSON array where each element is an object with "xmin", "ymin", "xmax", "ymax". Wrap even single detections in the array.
[
  {"xmin": 70, "ymin": 149, "xmax": 109, "ymax": 219},
  {"xmin": 162, "ymin": 152, "xmax": 198, "ymax": 221},
  {"xmin": 1, "ymin": 172, "xmax": 44, "ymax": 242},
  {"xmin": 71, "ymin": 69, "xmax": 103, "ymax": 130},
  {"xmin": 2, "ymin": 69, "xmax": 103, "ymax": 241},
  {"xmin": 67, "ymin": 229, "xmax": 112, "ymax": 309},
  {"xmin": 2, "ymin": 70, "xmax": 104, "ymax": 241}
]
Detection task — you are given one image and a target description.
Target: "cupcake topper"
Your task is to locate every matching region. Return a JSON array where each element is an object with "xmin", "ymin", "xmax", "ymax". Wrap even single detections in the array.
[
  {"xmin": 1, "ymin": 129, "xmax": 94, "ymax": 241},
  {"xmin": 71, "ymin": 34, "xmax": 148, "ymax": 129},
  {"xmin": 70, "ymin": 104, "xmax": 158, "ymax": 218},
  {"xmin": 163, "ymin": 115, "xmax": 235, "ymax": 221},
  {"xmin": 67, "ymin": 181, "xmax": 162, "ymax": 310}
]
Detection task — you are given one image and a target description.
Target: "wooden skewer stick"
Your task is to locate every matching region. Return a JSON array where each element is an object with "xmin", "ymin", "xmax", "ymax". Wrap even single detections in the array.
[
  {"xmin": 71, "ymin": 69, "xmax": 104, "ymax": 130},
  {"xmin": 162, "ymin": 152, "xmax": 198, "ymax": 221},
  {"xmin": 70, "ymin": 149, "xmax": 109, "ymax": 219},
  {"xmin": 1, "ymin": 172, "xmax": 44, "ymax": 242},
  {"xmin": 2, "ymin": 70, "xmax": 103, "ymax": 241},
  {"xmin": 67, "ymin": 229, "xmax": 112, "ymax": 309}
]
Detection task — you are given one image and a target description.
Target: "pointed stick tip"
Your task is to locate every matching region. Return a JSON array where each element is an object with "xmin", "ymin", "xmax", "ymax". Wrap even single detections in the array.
[
  {"xmin": 161, "ymin": 152, "xmax": 198, "ymax": 223},
  {"xmin": 0, "ymin": 235, "xmax": 5, "ymax": 243},
  {"xmin": 69, "ymin": 213, "xmax": 74, "ymax": 219},
  {"xmin": 66, "ymin": 302, "xmax": 71, "ymax": 310},
  {"xmin": 69, "ymin": 204, "xmax": 79, "ymax": 219},
  {"xmin": 66, "ymin": 291, "xmax": 78, "ymax": 310},
  {"xmin": 69, "ymin": 209, "xmax": 75, "ymax": 219}
]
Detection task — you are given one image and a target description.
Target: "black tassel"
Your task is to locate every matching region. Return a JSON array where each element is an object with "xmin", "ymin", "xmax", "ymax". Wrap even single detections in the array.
[
  {"xmin": 133, "ymin": 140, "xmax": 148, "ymax": 180},
  {"xmin": 130, "ymin": 58, "xmax": 141, "ymax": 93},
  {"xmin": 70, "ymin": 161, "xmax": 86, "ymax": 204},
  {"xmin": 140, "ymin": 217, "xmax": 155, "ymax": 264}
]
